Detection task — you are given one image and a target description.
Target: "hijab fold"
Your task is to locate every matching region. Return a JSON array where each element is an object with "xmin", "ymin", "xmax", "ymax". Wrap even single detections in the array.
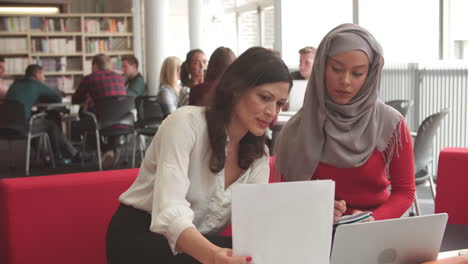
[{"xmin": 274, "ymin": 23, "xmax": 403, "ymax": 181}]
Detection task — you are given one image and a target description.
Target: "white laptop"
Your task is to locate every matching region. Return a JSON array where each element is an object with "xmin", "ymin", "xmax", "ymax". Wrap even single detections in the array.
[
  {"xmin": 330, "ymin": 213, "xmax": 448, "ymax": 264},
  {"xmin": 288, "ymin": 80, "xmax": 308, "ymax": 111}
]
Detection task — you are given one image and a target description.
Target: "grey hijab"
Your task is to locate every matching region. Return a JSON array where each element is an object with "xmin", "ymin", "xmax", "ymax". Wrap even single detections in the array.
[{"xmin": 275, "ymin": 23, "xmax": 403, "ymax": 181}]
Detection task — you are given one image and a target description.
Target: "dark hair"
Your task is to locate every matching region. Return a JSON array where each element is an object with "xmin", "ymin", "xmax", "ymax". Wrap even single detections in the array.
[
  {"xmin": 92, "ymin": 53, "xmax": 110, "ymax": 70},
  {"xmin": 25, "ymin": 64, "xmax": 43, "ymax": 78},
  {"xmin": 0, "ymin": 56, "xmax": 4, "ymax": 63},
  {"xmin": 205, "ymin": 47, "xmax": 236, "ymax": 81},
  {"xmin": 205, "ymin": 47, "xmax": 292, "ymax": 173},
  {"xmin": 122, "ymin": 55, "xmax": 139, "ymax": 69},
  {"xmin": 180, "ymin": 49, "xmax": 204, "ymax": 87}
]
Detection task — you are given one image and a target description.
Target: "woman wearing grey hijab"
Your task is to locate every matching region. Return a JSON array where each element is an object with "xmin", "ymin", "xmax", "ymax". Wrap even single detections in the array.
[{"xmin": 274, "ymin": 24, "xmax": 415, "ymax": 223}]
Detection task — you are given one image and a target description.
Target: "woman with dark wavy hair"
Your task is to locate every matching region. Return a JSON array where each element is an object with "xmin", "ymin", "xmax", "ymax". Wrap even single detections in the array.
[{"xmin": 106, "ymin": 47, "xmax": 292, "ymax": 264}]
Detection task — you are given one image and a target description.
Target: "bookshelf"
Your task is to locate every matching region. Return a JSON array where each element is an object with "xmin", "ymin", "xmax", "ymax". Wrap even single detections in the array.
[{"xmin": 0, "ymin": 13, "xmax": 134, "ymax": 94}]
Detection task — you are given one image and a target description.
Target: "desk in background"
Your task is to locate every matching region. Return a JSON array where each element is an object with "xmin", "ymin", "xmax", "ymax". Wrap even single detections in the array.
[{"xmin": 34, "ymin": 102, "xmax": 80, "ymax": 140}]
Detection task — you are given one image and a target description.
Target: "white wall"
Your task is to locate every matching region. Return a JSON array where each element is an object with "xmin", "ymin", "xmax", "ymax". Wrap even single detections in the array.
[
  {"xmin": 281, "ymin": 0, "xmax": 353, "ymax": 67},
  {"xmin": 166, "ymin": 0, "xmax": 189, "ymax": 61},
  {"xmin": 360, "ymin": 0, "xmax": 439, "ymax": 63}
]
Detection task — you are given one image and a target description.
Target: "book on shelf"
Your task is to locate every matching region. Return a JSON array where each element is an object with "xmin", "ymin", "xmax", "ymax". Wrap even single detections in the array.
[
  {"xmin": 86, "ymin": 39, "xmax": 111, "ymax": 53},
  {"xmin": 84, "ymin": 18, "xmax": 128, "ymax": 33},
  {"xmin": 31, "ymin": 37, "xmax": 76, "ymax": 53},
  {"xmin": 0, "ymin": 38, "xmax": 27, "ymax": 53},
  {"xmin": 30, "ymin": 17, "xmax": 81, "ymax": 33},
  {"xmin": 110, "ymin": 57, "xmax": 122, "ymax": 71},
  {"xmin": 45, "ymin": 76, "xmax": 74, "ymax": 93},
  {"xmin": 0, "ymin": 17, "xmax": 28, "ymax": 32},
  {"xmin": 0, "ymin": 13, "xmax": 133, "ymax": 90},
  {"xmin": 4, "ymin": 57, "xmax": 29, "ymax": 75},
  {"xmin": 30, "ymin": 17, "xmax": 41, "ymax": 31}
]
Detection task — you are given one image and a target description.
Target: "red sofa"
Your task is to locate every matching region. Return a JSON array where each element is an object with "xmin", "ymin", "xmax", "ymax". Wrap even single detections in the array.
[
  {"xmin": 0, "ymin": 169, "xmax": 139, "ymax": 264},
  {"xmin": 435, "ymin": 147, "xmax": 468, "ymax": 225},
  {"xmin": 0, "ymin": 157, "xmax": 277, "ymax": 264}
]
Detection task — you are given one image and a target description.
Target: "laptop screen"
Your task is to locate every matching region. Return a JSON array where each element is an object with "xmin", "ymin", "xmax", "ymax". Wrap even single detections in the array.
[{"xmin": 288, "ymin": 80, "xmax": 308, "ymax": 112}]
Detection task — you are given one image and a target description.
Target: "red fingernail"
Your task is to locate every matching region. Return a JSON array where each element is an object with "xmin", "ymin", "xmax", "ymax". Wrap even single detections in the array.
[{"xmin": 246, "ymin": 256, "xmax": 253, "ymax": 262}]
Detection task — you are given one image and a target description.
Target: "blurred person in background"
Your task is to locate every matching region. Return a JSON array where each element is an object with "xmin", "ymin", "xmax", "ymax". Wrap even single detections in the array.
[
  {"xmin": 122, "ymin": 55, "xmax": 146, "ymax": 97},
  {"xmin": 290, "ymin": 46, "xmax": 317, "ymax": 80},
  {"xmin": 6, "ymin": 64, "xmax": 79, "ymax": 165},
  {"xmin": 179, "ymin": 49, "xmax": 207, "ymax": 106},
  {"xmin": 158, "ymin": 56, "xmax": 183, "ymax": 117},
  {"xmin": 72, "ymin": 53, "xmax": 127, "ymax": 169},
  {"xmin": 0, "ymin": 56, "xmax": 9, "ymax": 99},
  {"xmin": 189, "ymin": 47, "xmax": 236, "ymax": 107}
]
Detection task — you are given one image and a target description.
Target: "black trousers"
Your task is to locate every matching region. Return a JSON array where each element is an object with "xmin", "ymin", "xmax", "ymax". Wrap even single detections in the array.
[
  {"xmin": 106, "ymin": 203, "xmax": 232, "ymax": 264},
  {"xmin": 32, "ymin": 118, "xmax": 77, "ymax": 159}
]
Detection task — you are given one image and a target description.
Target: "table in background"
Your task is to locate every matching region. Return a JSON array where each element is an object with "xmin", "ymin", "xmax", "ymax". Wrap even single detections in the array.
[
  {"xmin": 34, "ymin": 102, "xmax": 80, "ymax": 140},
  {"xmin": 270, "ymin": 111, "xmax": 296, "ymax": 152}
]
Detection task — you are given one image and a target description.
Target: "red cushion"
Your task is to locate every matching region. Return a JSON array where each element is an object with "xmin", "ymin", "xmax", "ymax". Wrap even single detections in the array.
[
  {"xmin": 434, "ymin": 148, "xmax": 468, "ymax": 225},
  {"xmin": 0, "ymin": 169, "xmax": 138, "ymax": 264}
]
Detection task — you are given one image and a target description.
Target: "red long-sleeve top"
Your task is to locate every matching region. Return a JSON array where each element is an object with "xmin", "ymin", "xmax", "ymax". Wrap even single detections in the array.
[{"xmin": 313, "ymin": 121, "xmax": 415, "ymax": 220}]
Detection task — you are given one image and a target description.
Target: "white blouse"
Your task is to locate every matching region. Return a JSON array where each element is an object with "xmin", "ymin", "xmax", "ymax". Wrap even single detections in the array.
[{"xmin": 119, "ymin": 106, "xmax": 270, "ymax": 254}]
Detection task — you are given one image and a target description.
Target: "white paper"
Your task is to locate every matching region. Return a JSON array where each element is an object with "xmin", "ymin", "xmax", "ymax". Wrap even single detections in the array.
[{"xmin": 231, "ymin": 180, "xmax": 335, "ymax": 264}]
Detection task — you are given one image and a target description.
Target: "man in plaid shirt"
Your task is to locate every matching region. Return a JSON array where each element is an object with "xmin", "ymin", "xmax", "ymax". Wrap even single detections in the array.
[
  {"xmin": 72, "ymin": 54, "xmax": 126, "ymax": 112},
  {"xmin": 72, "ymin": 54, "xmax": 127, "ymax": 168}
]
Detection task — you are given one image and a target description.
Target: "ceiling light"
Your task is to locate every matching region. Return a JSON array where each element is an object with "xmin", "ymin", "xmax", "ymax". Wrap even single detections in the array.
[{"xmin": 0, "ymin": 7, "xmax": 59, "ymax": 14}]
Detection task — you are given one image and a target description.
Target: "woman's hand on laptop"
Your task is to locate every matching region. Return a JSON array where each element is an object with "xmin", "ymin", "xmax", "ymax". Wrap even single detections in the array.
[
  {"xmin": 334, "ymin": 200, "xmax": 347, "ymax": 223},
  {"xmin": 351, "ymin": 210, "xmax": 375, "ymax": 222}
]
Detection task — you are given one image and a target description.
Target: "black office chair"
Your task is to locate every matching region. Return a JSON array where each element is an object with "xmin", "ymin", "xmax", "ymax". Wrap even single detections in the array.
[
  {"xmin": 132, "ymin": 96, "xmax": 165, "ymax": 167},
  {"xmin": 385, "ymin": 99, "xmax": 414, "ymax": 117},
  {"xmin": 80, "ymin": 96, "xmax": 136, "ymax": 170},
  {"xmin": 411, "ymin": 108, "xmax": 449, "ymax": 216},
  {"xmin": 0, "ymin": 99, "xmax": 56, "ymax": 176}
]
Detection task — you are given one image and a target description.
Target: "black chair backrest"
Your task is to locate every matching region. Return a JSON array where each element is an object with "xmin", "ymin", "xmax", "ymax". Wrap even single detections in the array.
[
  {"xmin": 385, "ymin": 99, "xmax": 414, "ymax": 117},
  {"xmin": 135, "ymin": 96, "xmax": 164, "ymax": 125},
  {"xmin": 0, "ymin": 99, "xmax": 27, "ymax": 136},
  {"xmin": 94, "ymin": 96, "xmax": 135, "ymax": 129},
  {"xmin": 414, "ymin": 108, "xmax": 449, "ymax": 179}
]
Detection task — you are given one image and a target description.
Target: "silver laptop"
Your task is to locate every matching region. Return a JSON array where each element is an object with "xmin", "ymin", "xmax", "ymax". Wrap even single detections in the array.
[
  {"xmin": 288, "ymin": 80, "xmax": 308, "ymax": 111},
  {"xmin": 330, "ymin": 213, "xmax": 448, "ymax": 264}
]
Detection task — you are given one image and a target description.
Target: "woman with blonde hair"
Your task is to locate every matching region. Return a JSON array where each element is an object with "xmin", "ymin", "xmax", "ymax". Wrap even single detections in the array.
[{"xmin": 158, "ymin": 56, "xmax": 182, "ymax": 117}]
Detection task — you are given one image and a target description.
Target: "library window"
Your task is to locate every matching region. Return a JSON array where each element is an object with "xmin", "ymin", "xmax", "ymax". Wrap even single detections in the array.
[{"xmin": 222, "ymin": 0, "xmax": 275, "ymax": 55}]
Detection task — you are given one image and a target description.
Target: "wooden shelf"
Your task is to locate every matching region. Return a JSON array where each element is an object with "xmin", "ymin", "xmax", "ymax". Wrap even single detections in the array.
[
  {"xmin": 5, "ymin": 72, "xmax": 23, "ymax": 76},
  {"xmin": 83, "ymin": 13, "xmax": 132, "ymax": 17},
  {"xmin": 31, "ymin": 53, "xmax": 83, "ymax": 57},
  {"xmin": 44, "ymin": 71, "xmax": 83, "ymax": 76},
  {"xmin": 85, "ymin": 51, "xmax": 133, "ymax": 56},
  {"xmin": 0, "ymin": 51, "xmax": 28, "ymax": 55},
  {"xmin": 0, "ymin": 13, "xmax": 134, "ymax": 92},
  {"xmin": 84, "ymin": 32, "xmax": 133, "ymax": 37},
  {"xmin": 30, "ymin": 32, "xmax": 82, "ymax": 37},
  {"xmin": 0, "ymin": 32, "xmax": 28, "ymax": 36}
]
